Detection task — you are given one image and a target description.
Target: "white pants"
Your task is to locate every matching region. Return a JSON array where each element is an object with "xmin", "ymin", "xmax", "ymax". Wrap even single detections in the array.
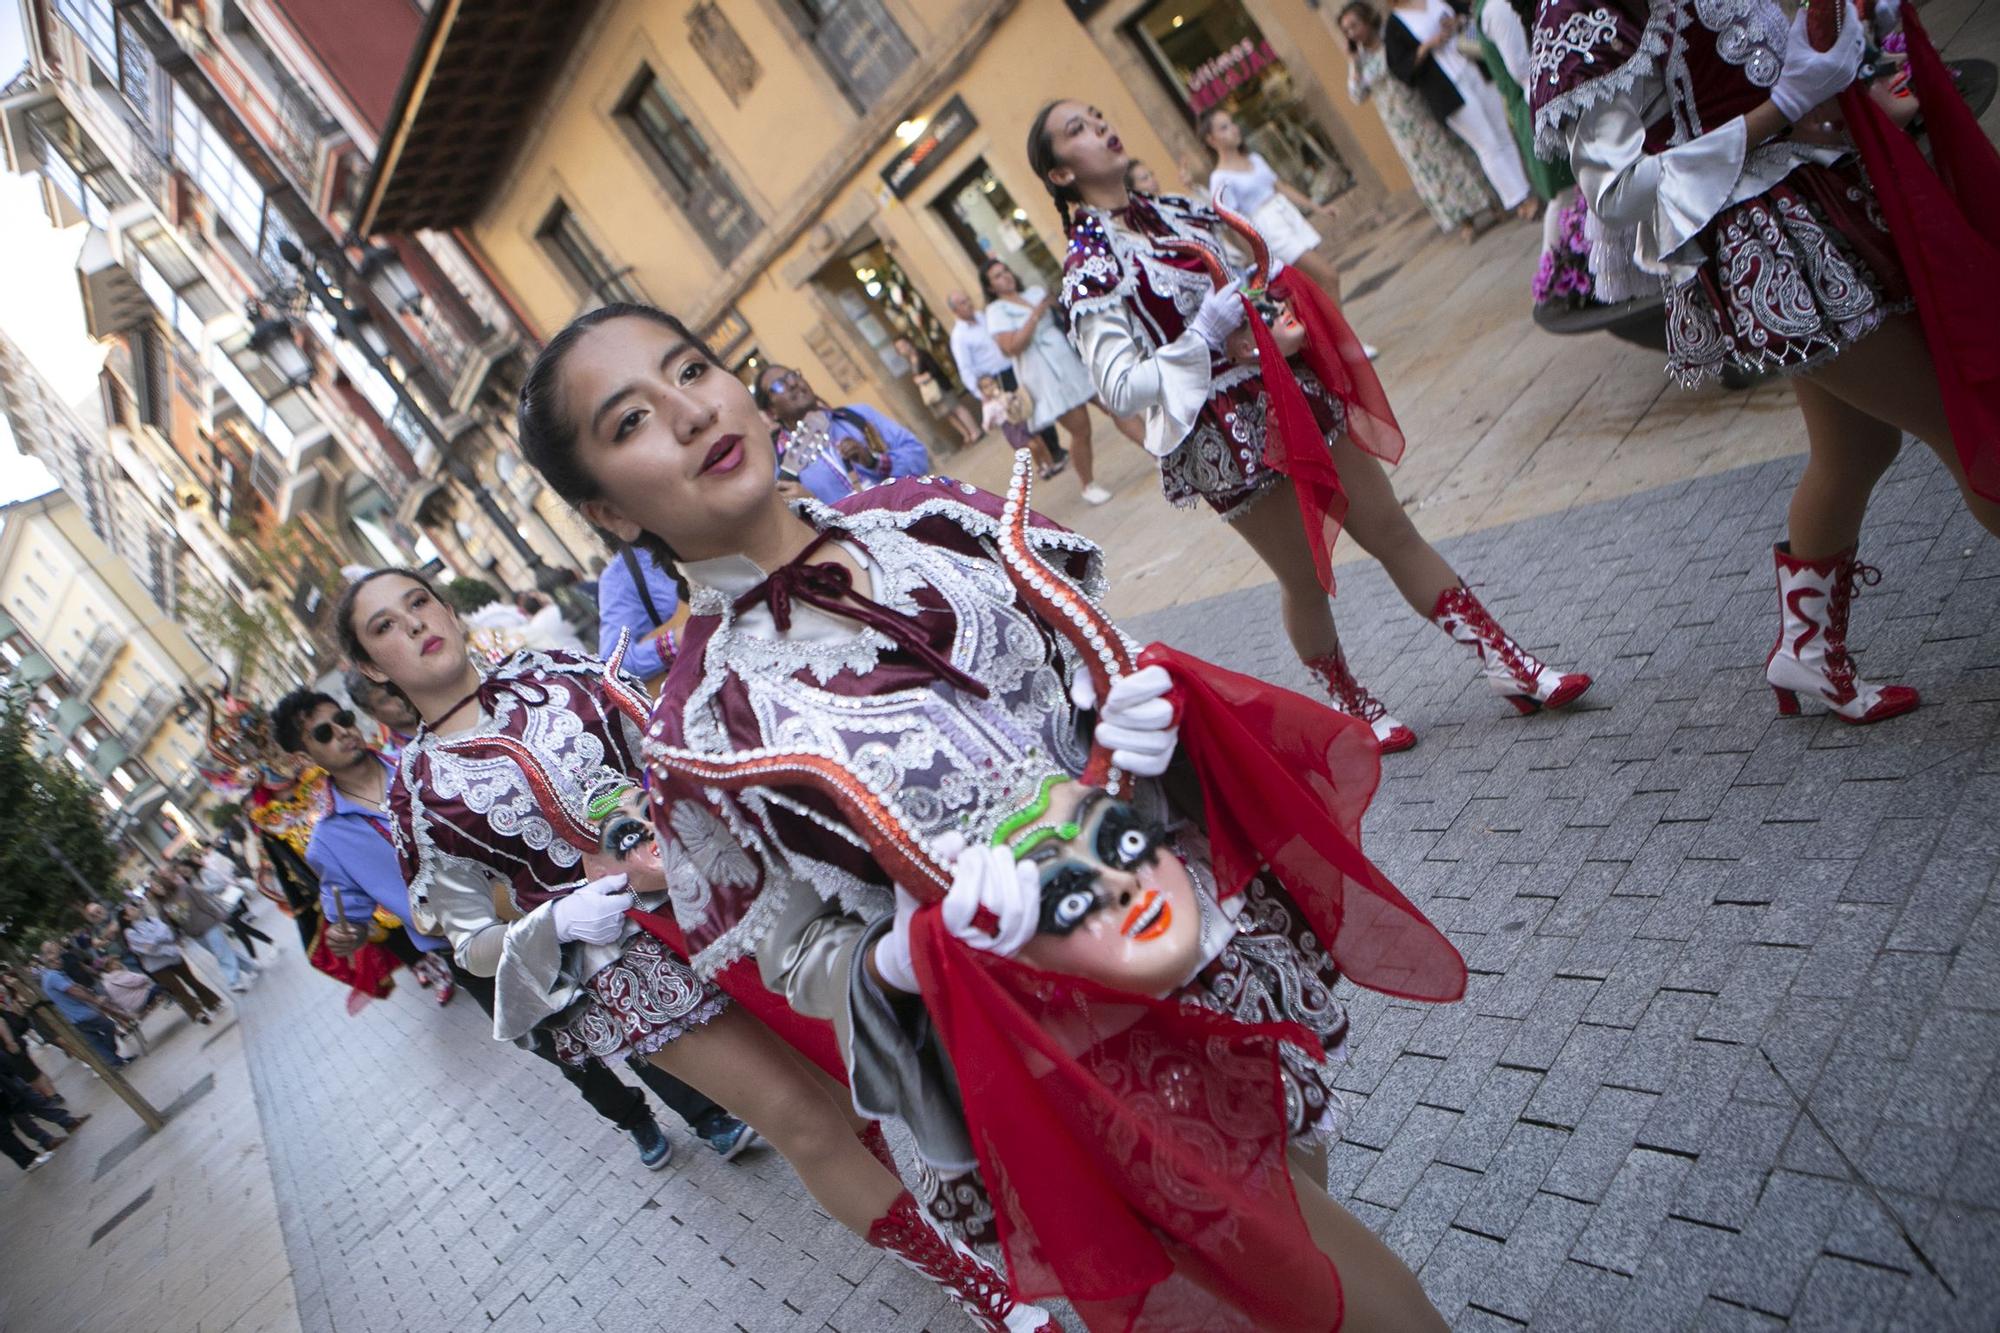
[{"xmin": 1446, "ymin": 76, "xmax": 1530, "ymax": 210}]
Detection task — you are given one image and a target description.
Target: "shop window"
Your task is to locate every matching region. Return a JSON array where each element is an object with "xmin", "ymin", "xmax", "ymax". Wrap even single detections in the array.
[
  {"xmin": 778, "ymin": 0, "xmax": 915, "ymax": 112},
  {"xmin": 815, "ymin": 238, "xmax": 956, "ymax": 409},
  {"xmin": 933, "ymin": 161, "xmax": 1061, "ymax": 292},
  {"xmin": 54, "ymin": 0, "xmax": 116, "ymax": 80},
  {"xmin": 615, "ymin": 71, "xmax": 761, "ymax": 266},
  {"xmin": 1128, "ymin": 0, "xmax": 1354, "ymax": 204},
  {"xmin": 537, "ymin": 201, "xmax": 643, "ymax": 305}
]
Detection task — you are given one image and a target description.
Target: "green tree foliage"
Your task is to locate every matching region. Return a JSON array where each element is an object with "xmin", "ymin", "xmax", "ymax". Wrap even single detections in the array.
[
  {"xmin": 441, "ymin": 577, "xmax": 502, "ymax": 614},
  {"xmin": 0, "ymin": 690, "xmax": 118, "ymax": 948}
]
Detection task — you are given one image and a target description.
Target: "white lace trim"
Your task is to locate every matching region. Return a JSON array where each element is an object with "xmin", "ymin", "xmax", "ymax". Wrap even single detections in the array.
[{"xmin": 1531, "ymin": 5, "xmax": 1674, "ymax": 157}]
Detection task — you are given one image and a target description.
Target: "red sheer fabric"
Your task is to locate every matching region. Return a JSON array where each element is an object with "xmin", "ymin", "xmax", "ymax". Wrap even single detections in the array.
[
  {"xmin": 911, "ymin": 918, "xmax": 1342, "ymax": 1332},
  {"xmin": 1246, "ymin": 299, "xmax": 1349, "ymax": 595},
  {"xmin": 307, "ymin": 924, "xmax": 400, "ymax": 1014},
  {"xmin": 1839, "ymin": 3, "xmax": 2000, "ymax": 503},
  {"xmin": 626, "ymin": 908, "xmax": 849, "ymax": 1081},
  {"xmin": 1143, "ymin": 644, "xmax": 1467, "ymax": 1003},
  {"xmin": 1274, "ymin": 266, "xmax": 1405, "ymax": 468}
]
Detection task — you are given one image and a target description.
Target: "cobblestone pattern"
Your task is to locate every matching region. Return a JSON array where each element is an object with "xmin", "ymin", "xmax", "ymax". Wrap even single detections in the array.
[{"xmin": 237, "ymin": 447, "xmax": 2000, "ymax": 1332}]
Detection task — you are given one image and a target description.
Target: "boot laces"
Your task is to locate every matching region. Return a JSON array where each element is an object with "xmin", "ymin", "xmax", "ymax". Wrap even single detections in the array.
[
  {"xmin": 1819, "ymin": 559, "xmax": 1881, "ymax": 695},
  {"xmin": 1308, "ymin": 655, "xmax": 1387, "ymax": 722},
  {"xmin": 1442, "ymin": 588, "xmax": 1540, "ymax": 687}
]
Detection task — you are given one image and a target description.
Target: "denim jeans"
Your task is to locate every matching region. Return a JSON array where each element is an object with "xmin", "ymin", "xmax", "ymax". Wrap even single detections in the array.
[{"xmin": 198, "ymin": 925, "xmax": 253, "ymax": 987}]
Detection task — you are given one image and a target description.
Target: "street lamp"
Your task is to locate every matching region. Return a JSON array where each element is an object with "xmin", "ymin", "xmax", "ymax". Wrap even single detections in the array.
[
  {"xmin": 273, "ymin": 239, "xmax": 566, "ymax": 593},
  {"xmin": 246, "ymin": 306, "xmax": 313, "ymax": 388},
  {"xmin": 356, "ymin": 243, "xmax": 424, "ymax": 313}
]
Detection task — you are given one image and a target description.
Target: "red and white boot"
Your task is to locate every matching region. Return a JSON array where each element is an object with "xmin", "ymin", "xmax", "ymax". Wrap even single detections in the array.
[
  {"xmin": 1305, "ymin": 651, "xmax": 1418, "ymax": 753},
  {"xmin": 868, "ymin": 1191, "xmax": 1063, "ymax": 1331},
  {"xmin": 1431, "ymin": 586, "xmax": 1591, "ymax": 714},
  {"xmin": 1765, "ymin": 542, "xmax": 1918, "ymax": 724}
]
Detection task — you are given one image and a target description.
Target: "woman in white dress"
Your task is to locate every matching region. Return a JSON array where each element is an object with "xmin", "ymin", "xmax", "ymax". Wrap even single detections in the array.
[
  {"xmin": 982, "ymin": 258, "xmax": 1115, "ymax": 505},
  {"xmin": 1384, "ymin": 0, "xmax": 1537, "ymax": 220}
]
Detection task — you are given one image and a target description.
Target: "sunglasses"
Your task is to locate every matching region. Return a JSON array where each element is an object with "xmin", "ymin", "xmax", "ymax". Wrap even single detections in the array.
[
  {"xmin": 310, "ymin": 710, "xmax": 357, "ymax": 745},
  {"xmin": 766, "ymin": 372, "xmax": 802, "ymax": 395}
]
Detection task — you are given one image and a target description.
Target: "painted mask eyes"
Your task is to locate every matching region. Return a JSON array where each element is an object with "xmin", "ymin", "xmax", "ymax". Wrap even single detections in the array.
[
  {"xmin": 1093, "ymin": 802, "xmax": 1164, "ymax": 872},
  {"xmin": 1039, "ymin": 864, "xmax": 1103, "ymax": 936}
]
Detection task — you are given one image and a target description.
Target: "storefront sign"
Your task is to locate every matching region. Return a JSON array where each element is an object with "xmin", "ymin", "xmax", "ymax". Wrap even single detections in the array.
[
  {"xmin": 702, "ymin": 307, "xmax": 752, "ymax": 363},
  {"xmin": 879, "ymin": 96, "xmax": 977, "ymax": 200},
  {"xmin": 1185, "ymin": 38, "xmax": 1279, "ymax": 113}
]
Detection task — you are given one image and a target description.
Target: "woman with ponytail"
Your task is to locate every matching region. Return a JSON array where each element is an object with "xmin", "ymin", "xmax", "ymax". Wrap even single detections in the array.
[{"xmin": 1026, "ymin": 100, "xmax": 1590, "ymax": 752}]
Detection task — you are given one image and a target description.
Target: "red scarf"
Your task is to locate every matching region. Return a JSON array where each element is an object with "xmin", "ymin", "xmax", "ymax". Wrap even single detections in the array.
[{"xmin": 1839, "ymin": 4, "xmax": 2000, "ymax": 502}]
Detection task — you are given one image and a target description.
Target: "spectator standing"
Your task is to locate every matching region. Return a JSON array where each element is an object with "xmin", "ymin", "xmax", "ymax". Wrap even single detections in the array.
[
  {"xmin": 891, "ymin": 336, "xmax": 980, "ymax": 449},
  {"xmin": 981, "ymin": 258, "xmax": 1115, "ymax": 504},
  {"xmin": 946, "ymin": 288, "xmax": 1063, "ymax": 468},
  {"xmin": 595, "ymin": 543, "xmax": 682, "ymax": 685},
  {"xmin": 752, "ymin": 364, "xmax": 931, "ymax": 505},
  {"xmin": 1199, "ymin": 109, "xmax": 1346, "ymax": 297},
  {"xmin": 153, "ymin": 871, "xmax": 257, "ymax": 993},
  {"xmin": 1341, "ymin": 2, "xmax": 1497, "ymax": 240},
  {"xmin": 33, "ymin": 939, "xmax": 127, "ymax": 1068},
  {"xmin": 977, "ymin": 373, "xmax": 1037, "ymax": 458},
  {"xmin": 1382, "ymin": 0, "xmax": 1537, "ymax": 219},
  {"xmin": 0, "ymin": 989, "xmax": 61, "ymax": 1104},
  {"xmin": 119, "ymin": 903, "xmax": 222, "ymax": 1024},
  {"xmin": 199, "ymin": 843, "xmax": 274, "ymax": 960},
  {"xmin": 0, "ymin": 1073, "xmax": 89, "ymax": 1172}
]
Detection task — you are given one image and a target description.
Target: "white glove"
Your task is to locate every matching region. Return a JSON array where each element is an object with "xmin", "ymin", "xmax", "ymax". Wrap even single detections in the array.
[
  {"xmin": 1070, "ymin": 665, "xmax": 1180, "ymax": 778},
  {"xmin": 1772, "ymin": 3, "xmax": 1866, "ymax": 123},
  {"xmin": 1189, "ymin": 279, "xmax": 1247, "ymax": 354},
  {"xmin": 550, "ymin": 874, "xmax": 634, "ymax": 945},
  {"xmin": 872, "ymin": 833, "xmax": 1040, "ymax": 991}
]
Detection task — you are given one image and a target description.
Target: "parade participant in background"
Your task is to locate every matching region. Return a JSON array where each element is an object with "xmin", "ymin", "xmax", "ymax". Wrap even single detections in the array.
[
  {"xmin": 1384, "ymin": 0, "xmax": 1538, "ymax": 218},
  {"xmin": 982, "ymin": 259, "xmax": 1116, "ymax": 505},
  {"xmin": 595, "ymin": 542, "xmax": 683, "ymax": 687},
  {"xmin": 1029, "ymin": 99, "xmax": 1589, "ymax": 751},
  {"xmin": 346, "ymin": 671, "xmax": 421, "ymax": 760},
  {"xmin": 273, "ymin": 688, "xmax": 756, "ymax": 1169},
  {"xmin": 511, "ymin": 303, "xmax": 1458, "ymax": 1329},
  {"xmin": 1532, "ymin": 0, "xmax": 2000, "ymax": 722},
  {"xmin": 948, "ymin": 289, "xmax": 1063, "ymax": 473},
  {"xmin": 118, "ymin": 903, "xmax": 222, "ymax": 1024},
  {"xmin": 1467, "ymin": 0, "xmax": 1569, "ymax": 203},
  {"xmin": 893, "ymin": 335, "xmax": 982, "ymax": 449},
  {"xmin": 753, "ymin": 364, "xmax": 933, "ymax": 505},
  {"xmin": 339, "ymin": 564, "xmax": 1057, "ymax": 1332},
  {"xmin": 1343, "ymin": 3, "xmax": 1499, "ymax": 241}
]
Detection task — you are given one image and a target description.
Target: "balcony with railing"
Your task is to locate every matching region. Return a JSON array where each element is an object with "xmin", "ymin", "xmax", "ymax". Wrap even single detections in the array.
[
  {"xmin": 69, "ymin": 624, "xmax": 128, "ymax": 698},
  {"xmin": 122, "ymin": 682, "xmax": 179, "ymax": 751}
]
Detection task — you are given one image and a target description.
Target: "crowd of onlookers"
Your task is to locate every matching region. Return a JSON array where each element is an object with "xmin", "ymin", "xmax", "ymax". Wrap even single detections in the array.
[{"xmin": 1, "ymin": 833, "xmax": 272, "ymax": 1172}]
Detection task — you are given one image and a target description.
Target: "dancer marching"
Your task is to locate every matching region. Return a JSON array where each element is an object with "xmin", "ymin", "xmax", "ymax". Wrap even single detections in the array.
[
  {"xmin": 336, "ymin": 568, "xmax": 1057, "ymax": 1333},
  {"xmin": 511, "ymin": 302, "xmax": 1463, "ymax": 1329},
  {"xmin": 1530, "ymin": 0, "xmax": 2000, "ymax": 722},
  {"xmin": 1027, "ymin": 99, "xmax": 1589, "ymax": 751}
]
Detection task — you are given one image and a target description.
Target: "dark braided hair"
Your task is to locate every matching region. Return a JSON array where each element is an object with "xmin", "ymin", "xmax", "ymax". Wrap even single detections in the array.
[
  {"xmin": 1026, "ymin": 101, "xmax": 1082, "ymax": 237},
  {"xmin": 516, "ymin": 301, "xmax": 712, "ymax": 591}
]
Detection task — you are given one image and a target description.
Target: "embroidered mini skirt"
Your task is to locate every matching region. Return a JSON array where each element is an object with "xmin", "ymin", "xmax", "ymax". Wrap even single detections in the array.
[
  {"xmin": 1165, "ymin": 366, "xmax": 1347, "ymax": 522},
  {"xmin": 1665, "ymin": 156, "xmax": 1913, "ymax": 385},
  {"xmin": 549, "ymin": 932, "xmax": 730, "ymax": 1067}
]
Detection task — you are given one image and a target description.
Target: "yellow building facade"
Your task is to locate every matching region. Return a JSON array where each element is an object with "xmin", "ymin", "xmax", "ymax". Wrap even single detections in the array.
[{"xmin": 364, "ymin": 0, "xmax": 1412, "ymax": 437}]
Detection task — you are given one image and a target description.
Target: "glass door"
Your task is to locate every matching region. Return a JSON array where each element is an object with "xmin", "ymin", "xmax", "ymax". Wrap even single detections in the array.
[{"xmin": 933, "ymin": 159, "xmax": 1062, "ymax": 292}]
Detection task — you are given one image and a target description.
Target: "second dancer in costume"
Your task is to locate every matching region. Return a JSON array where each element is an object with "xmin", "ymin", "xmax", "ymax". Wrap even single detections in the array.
[
  {"xmin": 1028, "ymin": 99, "xmax": 1589, "ymax": 752},
  {"xmin": 338, "ymin": 570, "xmax": 1058, "ymax": 1333}
]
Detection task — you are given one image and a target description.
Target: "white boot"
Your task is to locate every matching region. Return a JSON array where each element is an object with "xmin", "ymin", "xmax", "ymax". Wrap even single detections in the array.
[{"xmin": 1764, "ymin": 543, "xmax": 1918, "ymax": 724}]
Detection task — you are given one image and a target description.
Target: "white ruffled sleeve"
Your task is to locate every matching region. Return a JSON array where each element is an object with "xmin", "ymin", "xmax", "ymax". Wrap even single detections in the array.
[{"xmin": 1072, "ymin": 303, "xmax": 1212, "ymax": 459}]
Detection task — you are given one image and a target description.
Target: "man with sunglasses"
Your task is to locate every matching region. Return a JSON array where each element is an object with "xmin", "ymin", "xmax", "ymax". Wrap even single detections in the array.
[
  {"xmin": 751, "ymin": 363, "xmax": 931, "ymax": 504},
  {"xmin": 270, "ymin": 689, "xmax": 760, "ymax": 1172}
]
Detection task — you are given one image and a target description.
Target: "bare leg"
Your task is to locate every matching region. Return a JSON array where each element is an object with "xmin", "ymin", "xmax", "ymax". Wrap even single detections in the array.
[
  {"xmin": 1058, "ymin": 405, "xmax": 1096, "ymax": 487},
  {"xmin": 1325, "ymin": 434, "xmax": 1459, "ymax": 613},
  {"xmin": 1786, "ymin": 376, "xmax": 1902, "ymax": 559},
  {"xmin": 1287, "ymin": 1159, "xmax": 1449, "ymax": 1333},
  {"xmin": 1228, "ymin": 479, "xmax": 1343, "ymax": 661},
  {"xmin": 1113, "ymin": 412, "xmax": 1147, "ymax": 446},
  {"xmin": 947, "ymin": 403, "xmax": 981, "ymax": 447},
  {"xmin": 645, "ymin": 1006, "xmax": 899, "ymax": 1233},
  {"xmin": 1797, "ymin": 315, "xmax": 2000, "ymax": 541}
]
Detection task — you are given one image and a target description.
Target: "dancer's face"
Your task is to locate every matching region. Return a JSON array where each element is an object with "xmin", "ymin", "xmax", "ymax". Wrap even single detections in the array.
[
  {"xmin": 556, "ymin": 316, "xmax": 781, "ymax": 561},
  {"xmin": 1016, "ymin": 782, "xmax": 1203, "ymax": 996},
  {"xmin": 348, "ymin": 575, "xmax": 469, "ymax": 697},
  {"xmin": 1040, "ymin": 101, "xmax": 1128, "ymax": 198}
]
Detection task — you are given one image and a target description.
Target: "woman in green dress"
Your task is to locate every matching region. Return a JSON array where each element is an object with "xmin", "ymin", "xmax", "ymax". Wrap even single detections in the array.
[
  {"xmin": 1468, "ymin": 0, "xmax": 1574, "ymax": 202},
  {"xmin": 1339, "ymin": 3, "xmax": 1497, "ymax": 239}
]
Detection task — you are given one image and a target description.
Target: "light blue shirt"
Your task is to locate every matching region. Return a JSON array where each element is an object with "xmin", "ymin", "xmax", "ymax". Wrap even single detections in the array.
[
  {"xmin": 38, "ymin": 967, "xmax": 100, "ymax": 1023},
  {"xmin": 784, "ymin": 405, "xmax": 932, "ymax": 506},
  {"xmin": 306, "ymin": 756, "xmax": 448, "ymax": 952},
  {"xmin": 596, "ymin": 546, "xmax": 680, "ymax": 679}
]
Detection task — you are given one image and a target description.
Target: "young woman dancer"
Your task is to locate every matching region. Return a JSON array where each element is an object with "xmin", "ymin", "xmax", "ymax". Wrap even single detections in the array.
[
  {"xmin": 337, "ymin": 569, "xmax": 1057, "ymax": 1333},
  {"xmin": 1028, "ymin": 99, "xmax": 1589, "ymax": 751},
  {"xmin": 1531, "ymin": 0, "xmax": 2000, "ymax": 722},
  {"xmin": 512, "ymin": 301, "xmax": 1456, "ymax": 1330}
]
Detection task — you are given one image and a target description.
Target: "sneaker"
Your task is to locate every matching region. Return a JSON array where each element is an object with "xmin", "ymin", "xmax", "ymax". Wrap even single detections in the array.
[
  {"xmin": 1080, "ymin": 483, "xmax": 1113, "ymax": 506},
  {"xmin": 630, "ymin": 1118, "xmax": 673, "ymax": 1170},
  {"xmin": 698, "ymin": 1118, "xmax": 762, "ymax": 1162},
  {"xmin": 25, "ymin": 1151, "xmax": 54, "ymax": 1171}
]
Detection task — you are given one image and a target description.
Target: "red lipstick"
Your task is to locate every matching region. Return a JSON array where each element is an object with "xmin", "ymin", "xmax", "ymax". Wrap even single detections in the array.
[{"xmin": 698, "ymin": 434, "xmax": 746, "ymax": 476}]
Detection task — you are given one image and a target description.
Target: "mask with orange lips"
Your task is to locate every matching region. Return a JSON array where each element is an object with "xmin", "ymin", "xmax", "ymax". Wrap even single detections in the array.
[{"xmin": 1000, "ymin": 775, "xmax": 1205, "ymax": 998}]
